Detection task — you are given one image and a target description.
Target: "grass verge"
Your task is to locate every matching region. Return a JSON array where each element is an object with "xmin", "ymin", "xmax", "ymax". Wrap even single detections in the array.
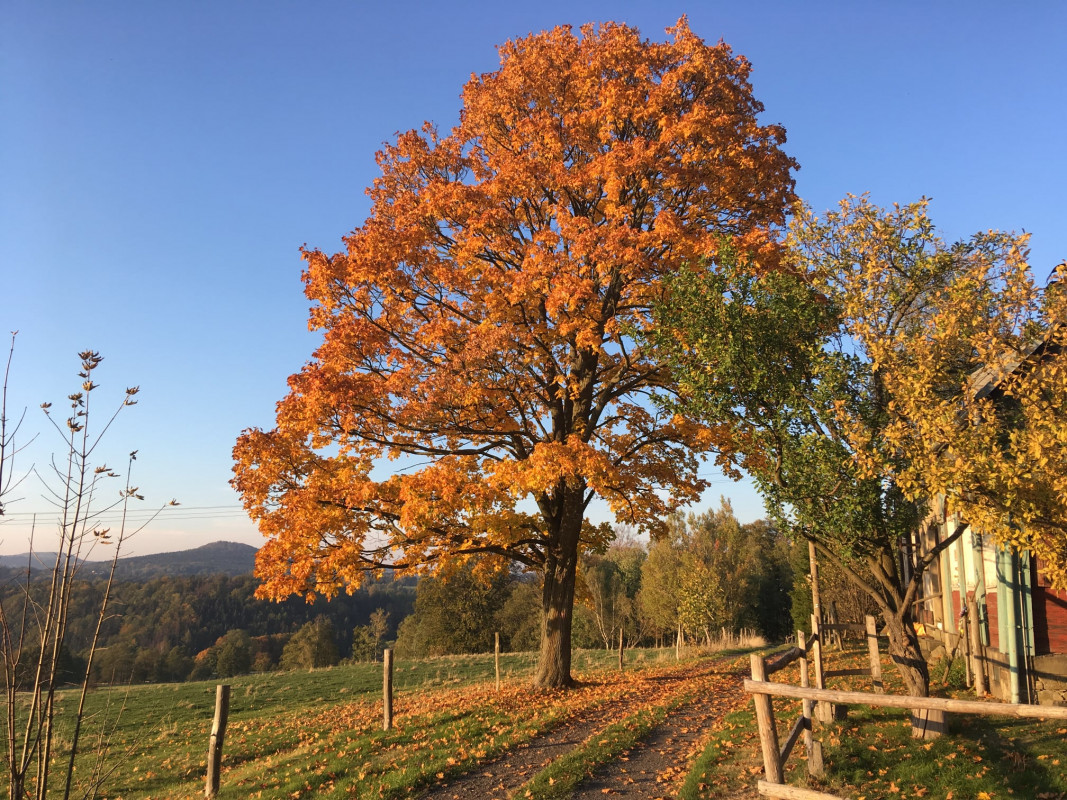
[{"xmin": 679, "ymin": 644, "xmax": 1067, "ymax": 800}]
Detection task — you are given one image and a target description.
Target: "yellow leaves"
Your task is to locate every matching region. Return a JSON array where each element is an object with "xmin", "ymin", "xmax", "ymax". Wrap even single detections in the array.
[{"xmin": 783, "ymin": 194, "xmax": 1067, "ymax": 586}]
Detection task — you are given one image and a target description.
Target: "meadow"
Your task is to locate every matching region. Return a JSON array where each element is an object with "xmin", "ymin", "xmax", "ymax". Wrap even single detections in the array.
[
  {"xmin": 30, "ymin": 644, "xmax": 1067, "ymax": 799},
  {"xmin": 49, "ymin": 647, "xmax": 684, "ymax": 799}
]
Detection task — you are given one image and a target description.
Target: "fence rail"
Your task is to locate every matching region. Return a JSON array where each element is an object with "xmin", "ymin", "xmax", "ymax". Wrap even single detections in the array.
[
  {"xmin": 745, "ymin": 679, "xmax": 1067, "ymax": 721},
  {"xmin": 746, "ymin": 621, "xmax": 1067, "ymax": 800}
]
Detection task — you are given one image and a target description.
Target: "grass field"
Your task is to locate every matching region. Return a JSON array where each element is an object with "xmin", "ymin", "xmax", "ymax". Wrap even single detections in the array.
[
  {"xmin": 20, "ymin": 643, "xmax": 1067, "ymax": 799},
  {"xmin": 39, "ymin": 647, "xmax": 680, "ymax": 799}
]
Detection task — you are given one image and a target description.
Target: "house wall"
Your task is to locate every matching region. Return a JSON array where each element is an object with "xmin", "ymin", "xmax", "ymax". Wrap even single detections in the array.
[
  {"xmin": 942, "ymin": 529, "xmax": 1067, "ymax": 656},
  {"xmin": 1032, "ymin": 557, "xmax": 1067, "ymax": 655}
]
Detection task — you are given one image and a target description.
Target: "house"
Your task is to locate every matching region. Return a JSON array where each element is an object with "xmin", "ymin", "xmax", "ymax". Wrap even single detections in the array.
[
  {"xmin": 912, "ymin": 505, "xmax": 1067, "ymax": 706},
  {"xmin": 912, "ymin": 273, "xmax": 1067, "ymax": 705}
]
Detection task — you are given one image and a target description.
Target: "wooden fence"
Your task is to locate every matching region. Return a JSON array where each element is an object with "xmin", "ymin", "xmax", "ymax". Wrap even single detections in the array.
[{"xmin": 745, "ymin": 618, "xmax": 1067, "ymax": 800}]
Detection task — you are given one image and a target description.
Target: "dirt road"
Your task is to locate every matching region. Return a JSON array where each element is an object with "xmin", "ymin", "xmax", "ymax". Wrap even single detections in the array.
[{"xmin": 418, "ymin": 659, "xmax": 749, "ymax": 800}]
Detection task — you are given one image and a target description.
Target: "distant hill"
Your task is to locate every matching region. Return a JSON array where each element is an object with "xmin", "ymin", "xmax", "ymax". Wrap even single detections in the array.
[{"xmin": 0, "ymin": 541, "xmax": 258, "ymax": 579}]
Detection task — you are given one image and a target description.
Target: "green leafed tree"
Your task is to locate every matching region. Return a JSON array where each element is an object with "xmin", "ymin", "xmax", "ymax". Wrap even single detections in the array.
[
  {"xmin": 494, "ymin": 580, "xmax": 542, "ymax": 652},
  {"xmin": 649, "ymin": 196, "xmax": 1058, "ymax": 704},
  {"xmin": 394, "ymin": 561, "xmax": 513, "ymax": 658},
  {"xmin": 637, "ymin": 515, "xmax": 685, "ymax": 645},
  {"xmin": 281, "ymin": 617, "xmax": 340, "ymax": 670},
  {"xmin": 578, "ymin": 554, "xmax": 631, "ymax": 649},
  {"xmin": 215, "ymin": 629, "xmax": 254, "ymax": 677},
  {"xmin": 351, "ymin": 609, "xmax": 389, "ymax": 662}
]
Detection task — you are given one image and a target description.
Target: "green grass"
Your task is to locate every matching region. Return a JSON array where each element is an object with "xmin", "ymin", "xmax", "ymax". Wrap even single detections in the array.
[
  {"xmin": 820, "ymin": 705, "xmax": 1067, "ymax": 799},
  {"xmin": 680, "ymin": 644, "xmax": 1067, "ymax": 800},
  {"xmin": 677, "ymin": 707, "xmax": 766, "ymax": 799},
  {"xmin": 34, "ymin": 642, "xmax": 1063, "ymax": 800},
  {"xmin": 25, "ymin": 647, "xmax": 683, "ymax": 799},
  {"xmin": 216, "ymin": 696, "xmax": 565, "ymax": 799}
]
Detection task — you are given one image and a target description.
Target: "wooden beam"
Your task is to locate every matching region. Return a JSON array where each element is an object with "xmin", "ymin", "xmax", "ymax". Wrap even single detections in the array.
[
  {"xmin": 744, "ymin": 680, "xmax": 1067, "ymax": 720},
  {"xmin": 779, "ymin": 713, "xmax": 807, "ymax": 763},
  {"xmin": 820, "ymin": 623, "xmax": 867, "ymax": 633},
  {"xmin": 757, "ymin": 779, "xmax": 847, "ymax": 799},
  {"xmin": 751, "ymin": 654, "xmax": 784, "ymax": 784},
  {"xmin": 823, "ymin": 668, "xmax": 872, "ymax": 679},
  {"xmin": 766, "ymin": 646, "xmax": 805, "ymax": 675}
]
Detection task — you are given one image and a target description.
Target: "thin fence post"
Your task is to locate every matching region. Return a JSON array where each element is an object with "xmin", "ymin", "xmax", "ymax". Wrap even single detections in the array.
[
  {"xmin": 495, "ymin": 632, "xmax": 501, "ymax": 691},
  {"xmin": 811, "ymin": 612, "xmax": 830, "ymax": 722},
  {"xmin": 828, "ymin": 601, "xmax": 842, "ymax": 650},
  {"xmin": 797, "ymin": 630, "xmax": 824, "ymax": 779},
  {"xmin": 750, "ymin": 653, "xmax": 783, "ymax": 784},
  {"xmin": 618, "ymin": 628, "xmax": 624, "ymax": 671},
  {"xmin": 383, "ymin": 648, "xmax": 394, "ymax": 731},
  {"xmin": 205, "ymin": 684, "xmax": 230, "ymax": 800},
  {"xmin": 968, "ymin": 596, "xmax": 987, "ymax": 696},
  {"xmin": 808, "ymin": 540, "xmax": 822, "ymax": 628},
  {"xmin": 866, "ymin": 615, "xmax": 883, "ymax": 693}
]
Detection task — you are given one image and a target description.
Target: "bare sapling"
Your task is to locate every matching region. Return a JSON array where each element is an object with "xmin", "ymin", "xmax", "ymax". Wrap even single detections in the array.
[{"xmin": 0, "ymin": 341, "xmax": 174, "ymax": 800}]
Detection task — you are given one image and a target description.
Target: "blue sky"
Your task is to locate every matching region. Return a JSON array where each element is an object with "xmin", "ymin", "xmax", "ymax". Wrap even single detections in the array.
[{"xmin": 1, "ymin": 1, "xmax": 1064, "ymax": 556}]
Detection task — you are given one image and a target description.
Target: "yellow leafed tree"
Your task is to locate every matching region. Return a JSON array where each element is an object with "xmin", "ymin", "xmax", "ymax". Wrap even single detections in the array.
[{"xmin": 793, "ymin": 196, "xmax": 1067, "ymax": 589}]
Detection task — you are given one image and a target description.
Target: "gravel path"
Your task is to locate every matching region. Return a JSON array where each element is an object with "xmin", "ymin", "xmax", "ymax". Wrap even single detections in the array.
[
  {"xmin": 416, "ymin": 660, "xmax": 747, "ymax": 800},
  {"xmin": 570, "ymin": 671, "xmax": 747, "ymax": 799}
]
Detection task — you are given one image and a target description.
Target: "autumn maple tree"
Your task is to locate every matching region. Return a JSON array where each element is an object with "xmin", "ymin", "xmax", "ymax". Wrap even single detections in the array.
[{"xmin": 232, "ymin": 19, "xmax": 797, "ymax": 687}]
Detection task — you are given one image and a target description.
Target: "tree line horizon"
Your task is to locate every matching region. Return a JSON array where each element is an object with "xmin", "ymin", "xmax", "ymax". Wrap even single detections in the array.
[{"xmin": 0, "ymin": 501, "xmax": 806, "ymax": 686}]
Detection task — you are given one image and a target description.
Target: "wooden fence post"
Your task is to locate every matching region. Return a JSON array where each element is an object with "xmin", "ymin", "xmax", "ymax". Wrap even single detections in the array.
[
  {"xmin": 827, "ymin": 601, "xmax": 842, "ymax": 650},
  {"xmin": 797, "ymin": 631, "xmax": 824, "ymax": 779},
  {"xmin": 865, "ymin": 615, "xmax": 883, "ymax": 693},
  {"xmin": 205, "ymin": 684, "xmax": 230, "ymax": 800},
  {"xmin": 618, "ymin": 628, "xmax": 624, "ymax": 671},
  {"xmin": 968, "ymin": 597, "xmax": 987, "ymax": 696},
  {"xmin": 750, "ymin": 653, "xmax": 783, "ymax": 784},
  {"xmin": 811, "ymin": 613, "xmax": 831, "ymax": 722},
  {"xmin": 383, "ymin": 648, "xmax": 394, "ymax": 731},
  {"xmin": 495, "ymin": 632, "xmax": 501, "ymax": 691},
  {"xmin": 808, "ymin": 540, "xmax": 822, "ymax": 627}
]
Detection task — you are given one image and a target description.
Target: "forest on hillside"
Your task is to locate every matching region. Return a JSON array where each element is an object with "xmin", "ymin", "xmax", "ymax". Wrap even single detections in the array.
[
  {"xmin": 0, "ymin": 568, "xmax": 415, "ymax": 685},
  {"xmin": 1, "ymin": 502, "xmax": 869, "ymax": 687}
]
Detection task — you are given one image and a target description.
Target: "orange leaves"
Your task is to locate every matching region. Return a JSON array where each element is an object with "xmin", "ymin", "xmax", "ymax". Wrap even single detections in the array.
[{"xmin": 232, "ymin": 18, "xmax": 796, "ymax": 614}]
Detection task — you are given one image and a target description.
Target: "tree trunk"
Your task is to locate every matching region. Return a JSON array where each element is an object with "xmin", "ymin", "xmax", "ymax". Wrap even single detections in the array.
[
  {"xmin": 533, "ymin": 549, "xmax": 578, "ymax": 687},
  {"xmin": 881, "ymin": 607, "xmax": 945, "ymax": 738},
  {"xmin": 532, "ymin": 491, "xmax": 584, "ymax": 688},
  {"xmin": 815, "ymin": 543, "xmax": 934, "ymax": 701},
  {"xmin": 881, "ymin": 611, "xmax": 930, "ymax": 697}
]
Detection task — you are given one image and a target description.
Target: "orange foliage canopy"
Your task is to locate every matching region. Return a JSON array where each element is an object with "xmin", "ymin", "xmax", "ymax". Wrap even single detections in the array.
[{"xmin": 232, "ymin": 19, "xmax": 797, "ymax": 604}]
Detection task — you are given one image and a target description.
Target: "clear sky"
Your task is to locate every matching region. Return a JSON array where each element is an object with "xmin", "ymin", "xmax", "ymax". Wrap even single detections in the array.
[{"xmin": 1, "ymin": 1, "xmax": 1064, "ymax": 557}]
